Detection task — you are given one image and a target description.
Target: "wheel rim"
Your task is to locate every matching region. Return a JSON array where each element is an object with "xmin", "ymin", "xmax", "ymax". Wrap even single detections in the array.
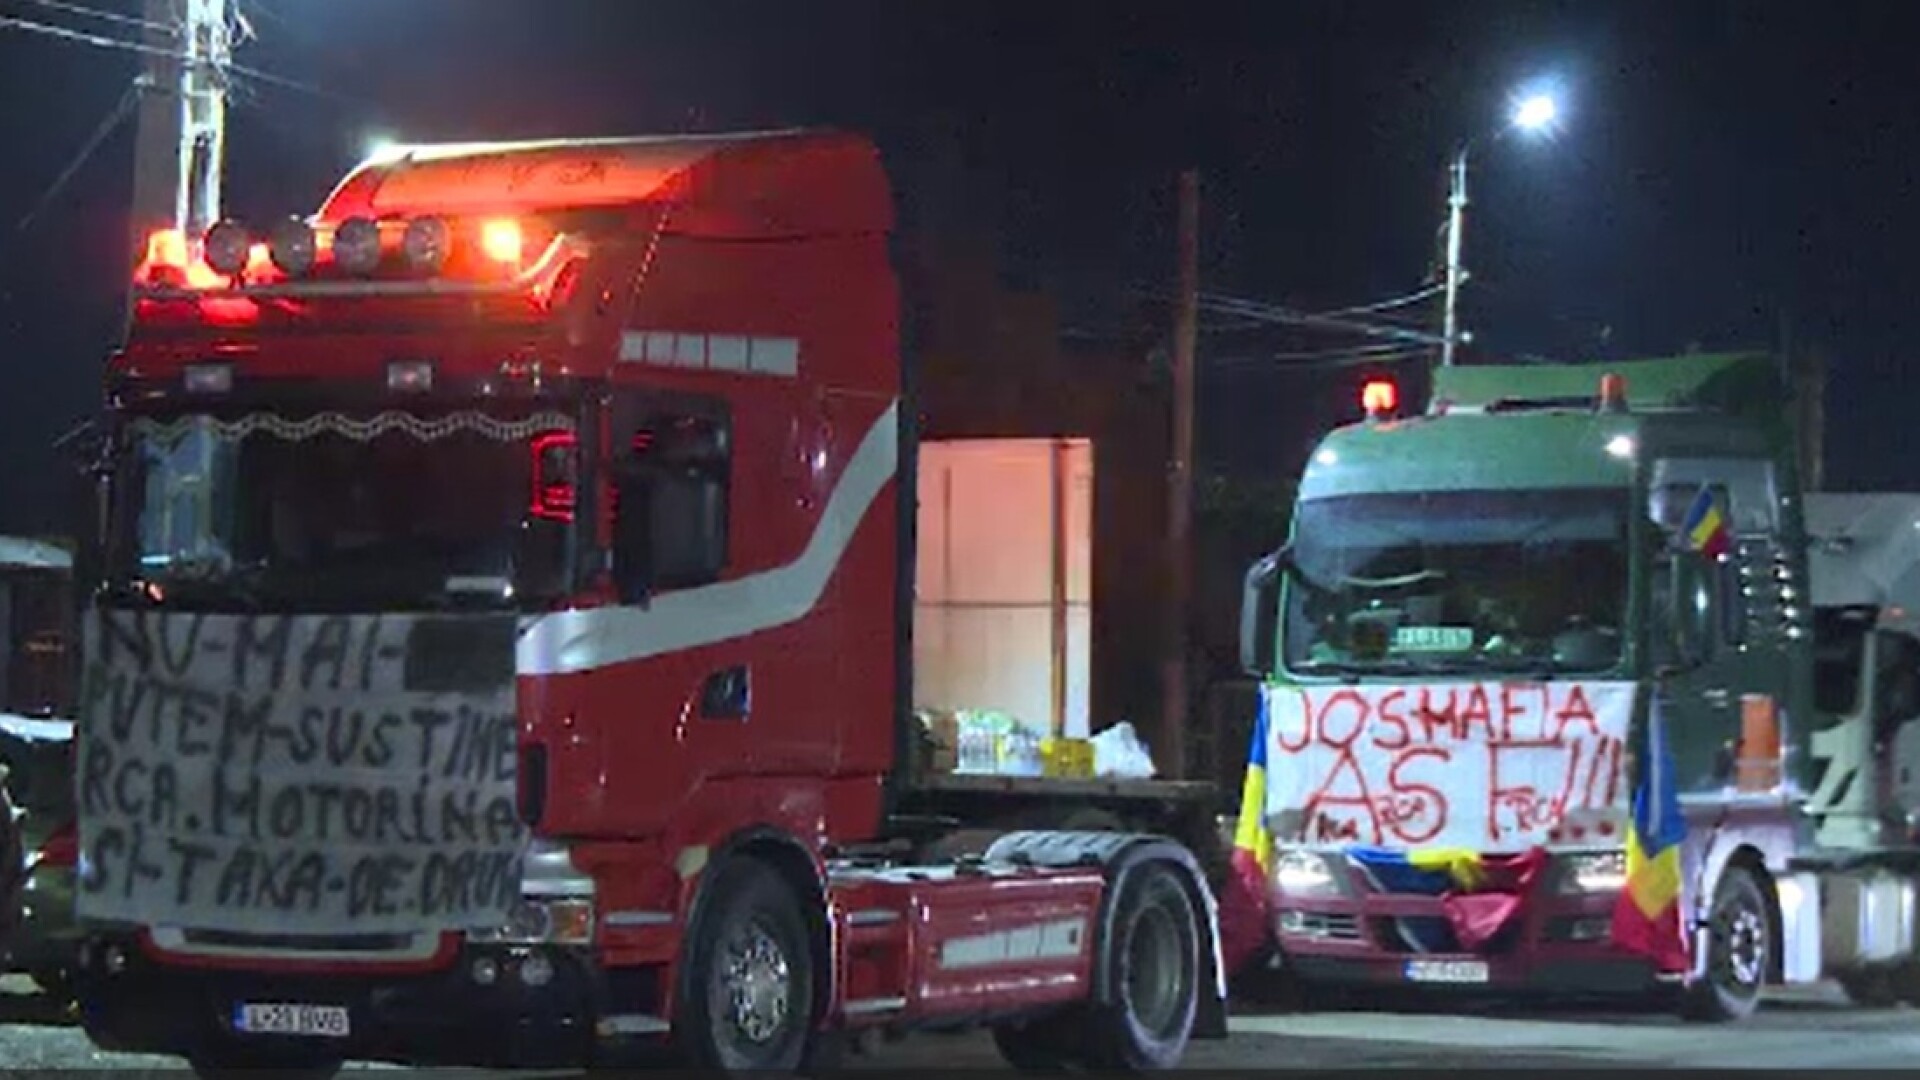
[
  {"xmin": 1720, "ymin": 898, "xmax": 1767, "ymax": 992},
  {"xmin": 1122, "ymin": 899, "xmax": 1188, "ymax": 1037},
  {"xmin": 718, "ymin": 918, "xmax": 792, "ymax": 1047}
]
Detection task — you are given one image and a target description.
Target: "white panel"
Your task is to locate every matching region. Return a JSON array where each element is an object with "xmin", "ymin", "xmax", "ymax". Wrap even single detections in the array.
[
  {"xmin": 942, "ymin": 441, "xmax": 1053, "ymax": 603},
  {"xmin": 1065, "ymin": 602, "xmax": 1090, "ymax": 738},
  {"xmin": 617, "ymin": 331, "xmax": 647, "ymax": 362},
  {"xmin": 1064, "ymin": 439, "xmax": 1093, "ymax": 604},
  {"xmin": 708, "ymin": 335, "xmax": 750, "ymax": 371},
  {"xmin": 915, "ymin": 447, "xmax": 953, "ymax": 605},
  {"xmin": 913, "ymin": 607, "xmax": 1054, "ymax": 729},
  {"xmin": 672, "ymin": 333, "xmax": 707, "ymax": 368},
  {"xmin": 644, "ymin": 331, "xmax": 677, "ymax": 364},
  {"xmin": 912, "ymin": 438, "xmax": 1095, "ymax": 738},
  {"xmin": 749, "ymin": 337, "xmax": 800, "ymax": 377}
]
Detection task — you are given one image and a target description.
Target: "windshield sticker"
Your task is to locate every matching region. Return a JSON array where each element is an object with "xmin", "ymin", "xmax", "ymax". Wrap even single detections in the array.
[{"xmin": 1393, "ymin": 626, "xmax": 1474, "ymax": 653}]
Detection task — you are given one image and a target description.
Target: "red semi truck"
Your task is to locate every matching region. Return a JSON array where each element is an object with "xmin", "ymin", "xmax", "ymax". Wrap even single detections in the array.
[{"xmin": 68, "ymin": 130, "xmax": 1225, "ymax": 1073}]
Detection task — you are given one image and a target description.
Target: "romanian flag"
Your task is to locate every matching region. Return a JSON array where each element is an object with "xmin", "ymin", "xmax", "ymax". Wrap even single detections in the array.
[
  {"xmin": 1348, "ymin": 846, "xmax": 1547, "ymax": 950},
  {"xmin": 1681, "ymin": 484, "xmax": 1731, "ymax": 558},
  {"xmin": 1219, "ymin": 691, "xmax": 1275, "ymax": 974},
  {"xmin": 1611, "ymin": 696, "xmax": 1690, "ymax": 974}
]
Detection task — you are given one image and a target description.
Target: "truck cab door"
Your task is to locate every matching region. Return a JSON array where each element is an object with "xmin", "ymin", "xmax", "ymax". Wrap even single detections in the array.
[{"xmin": 1647, "ymin": 457, "xmax": 1798, "ymax": 794}]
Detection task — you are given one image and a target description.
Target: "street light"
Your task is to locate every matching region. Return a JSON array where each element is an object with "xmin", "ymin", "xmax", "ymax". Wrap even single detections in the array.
[
  {"xmin": 1512, "ymin": 94, "xmax": 1558, "ymax": 133},
  {"xmin": 1439, "ymin": 90, "xmax": 1562, "ymax": 367}
]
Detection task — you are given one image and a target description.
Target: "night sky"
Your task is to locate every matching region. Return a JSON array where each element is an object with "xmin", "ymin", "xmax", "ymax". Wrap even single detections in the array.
[{"xmin": 2, "ymin": 0, "xmax": 1916, "ymax": 537}]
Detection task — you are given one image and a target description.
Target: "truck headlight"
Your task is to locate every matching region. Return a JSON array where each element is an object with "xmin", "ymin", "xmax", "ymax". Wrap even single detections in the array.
[
  {"xmin": 1273, "ymin": 850, "xmax": 1338, "ymax": 896},
  {"xmin": 1560, "ymin": 852, "xmax": 1628, "ymax": 894},
  {"xmin": 467, "ymin": 897, "xmax": 594, "ymax": 946}
]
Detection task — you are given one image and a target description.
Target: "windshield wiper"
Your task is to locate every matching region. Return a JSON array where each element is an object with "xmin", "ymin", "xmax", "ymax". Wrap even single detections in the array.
[
  {"xmin": 1294, "ymin": 654, "xmax": 1570, "ymax": 680},
  {"xmin": 149, "ymin": 556, "xmax": 271, "ymax": 610}
]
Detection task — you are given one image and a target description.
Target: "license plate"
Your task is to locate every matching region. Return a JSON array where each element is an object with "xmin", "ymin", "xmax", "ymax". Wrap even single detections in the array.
[
  {"xmin": 1404, "ymin": 959, "xmax": 1490, "ymax": 984},
  {"xmin": 232, "ymin": 1002, "xmax": 351, "ymax": 1038}
]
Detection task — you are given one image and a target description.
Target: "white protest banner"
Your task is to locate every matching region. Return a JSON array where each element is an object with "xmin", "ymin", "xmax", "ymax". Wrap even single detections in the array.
[
  {"xmin": 76, "ymin": 610, "xmax": 527, "ymax": 935},
  {"xmin": 1262, "ymin": 680, "xmax": 1636, "ymax": 850}
]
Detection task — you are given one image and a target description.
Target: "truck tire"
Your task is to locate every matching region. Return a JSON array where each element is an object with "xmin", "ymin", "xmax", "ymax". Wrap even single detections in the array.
[
  {"xmin": 1681, "ymin": 864, "xmax": 1770, "ymax": 1023},
  {"xmin": 674, "ymin": 857, "xmax": 816, "ymax": 1073},
  {"xmin": 1085, "ymin": 860, "xmax": 1201, "ymax": 1069}
]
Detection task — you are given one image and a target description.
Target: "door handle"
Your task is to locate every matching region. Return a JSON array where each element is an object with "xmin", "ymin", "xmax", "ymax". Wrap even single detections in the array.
[{"xmin": 699, "ymin": 665, "xmax": 751, "ymax": 720}]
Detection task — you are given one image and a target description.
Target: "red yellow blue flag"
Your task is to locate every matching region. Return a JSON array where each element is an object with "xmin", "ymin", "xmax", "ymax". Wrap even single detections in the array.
[
  {"xmin": 1220, "ymin": 691, "xmax": 1274, "ymax": 973},
  {"xmin": 1231, "ymin": 691, "xmax": 1272, "ymax": 876},
  {"xmin": 1612, "ymin": 695, "xmax": 1690, "ymax": 973},
  {"xmin": 1681, "ymin": 484, "xmax": 1731, "ymax": 559}
]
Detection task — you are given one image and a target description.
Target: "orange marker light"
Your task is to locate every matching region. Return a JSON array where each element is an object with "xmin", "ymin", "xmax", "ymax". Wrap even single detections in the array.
[
  {"xmin": 185, "ymin": 262, "xmax": 225, "ymax": 290},
  {"xmin": 1361, "ymin": 378, "xmax": 1399, "ymax": 417},
  {"xmin": 480, "ymin": 218, "xmax": 524, "ymax": 265},
  {"xmin": 146, "ymin": 228, "xmax": 189, "ymax": 269}
]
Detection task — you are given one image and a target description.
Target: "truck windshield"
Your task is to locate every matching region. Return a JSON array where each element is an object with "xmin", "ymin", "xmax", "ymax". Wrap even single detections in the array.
[
  {"xmin": 1283, "ymin": 488, "xmax": 1629, "ymax": 677},
  {"xmin": 110, "ymin": 406, "xmax": 578, "ymax": 611}
]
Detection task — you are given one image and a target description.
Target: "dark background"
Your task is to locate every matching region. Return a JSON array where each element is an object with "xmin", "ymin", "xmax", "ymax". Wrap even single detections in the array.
[{"xmin": 2, "ymin": 0, "xmax": 1914, "ymax": 538}]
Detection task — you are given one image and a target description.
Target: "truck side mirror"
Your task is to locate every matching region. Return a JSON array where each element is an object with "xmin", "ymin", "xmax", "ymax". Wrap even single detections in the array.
[
  {"xmin": 1240, "ymin": 547, "xmax": 1287, "ymax": 678},
  {"xmin": 1666, "ymin": 548, "xmax": 1719, "ymax": 670}
]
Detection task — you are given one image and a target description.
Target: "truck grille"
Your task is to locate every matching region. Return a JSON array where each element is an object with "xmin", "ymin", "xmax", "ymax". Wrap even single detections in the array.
[
  {"xmin": 180, "ymin": 930, "xmax": 419, "ymax": 953},
  {"xmin": 1279, "ymin": 911, "xmax": 1363, "ymax": 941}
]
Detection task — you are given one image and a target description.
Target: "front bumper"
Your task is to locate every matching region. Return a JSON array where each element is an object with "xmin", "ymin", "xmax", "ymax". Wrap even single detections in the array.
[
  {"xmin": 74, "ymin": 935, "xmax": 642, "ymax": 1068},
  {"xmin": 1271, "ymin": 858, "xmax": 1660, "ymax": 996}
]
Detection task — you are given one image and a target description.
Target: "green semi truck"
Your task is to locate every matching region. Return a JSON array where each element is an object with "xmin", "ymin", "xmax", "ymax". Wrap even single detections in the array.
[{"xmin": 1238, "ymin": 351, "xmax": 1920, "ymax": 1020}]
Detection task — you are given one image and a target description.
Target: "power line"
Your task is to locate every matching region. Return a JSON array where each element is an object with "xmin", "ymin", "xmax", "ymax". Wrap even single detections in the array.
[
  {"xmin": 0, "ymin": 10, "xmax": 353, "ymax": 108},
  {"xmin": 0, "ymin": 11, "xmax": 185, "ymax": 61},
  {"xmin": 14, "ymin": 77, "xmax": 143, "ymax": 233},
  {"xmin": 1211, "ymin": 344, "xmax": 1433, "ymax": 372},
  {"xmin": 1199, "ymin": 292, "xmax": 1447, "ymax": 348},
  {"xmin": 1316, "ymin": 282, "xmax": 1445, "ymax": 319},
  {"xmin": 5, "ymin": 0, "xmax": 176, "ymax": 35}
]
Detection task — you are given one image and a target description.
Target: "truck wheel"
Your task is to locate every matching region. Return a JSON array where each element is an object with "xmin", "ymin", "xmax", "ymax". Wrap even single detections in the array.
[
  {"xmin": 675, "ymin": 857, "xmax": 815, "ymax": 1073},
  {"xmin": 1086, "ymin": 861, "xmax": 1200, "ymax": 1069},
  {"xmin": 1681, "ymin": 865, "xmax": 1770, "ymax": 1023}
]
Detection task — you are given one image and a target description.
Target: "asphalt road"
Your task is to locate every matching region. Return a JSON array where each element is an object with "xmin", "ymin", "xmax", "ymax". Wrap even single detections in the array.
[{"xmin": 2, "ymin": 976, "xmax": 1915, "ymax": 1070}]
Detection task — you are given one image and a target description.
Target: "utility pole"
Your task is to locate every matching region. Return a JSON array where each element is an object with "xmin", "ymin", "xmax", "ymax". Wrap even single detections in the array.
[
  {"xmin": 129, "ymin": 0, "xmax": 230, "ymax": 250},
  {"xmin": 1163, "ymin": 170, "xmax": 1199, "ymax": 779},
  {"xmin": 1439, "ymin": 145, "xmax": 1469, "ymax": 368}
]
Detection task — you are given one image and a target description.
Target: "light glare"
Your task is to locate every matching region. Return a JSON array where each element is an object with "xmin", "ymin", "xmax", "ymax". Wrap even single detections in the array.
[{"xmin": 1514, "ymin": 94, "xmax": 1558, "ymax": 132}]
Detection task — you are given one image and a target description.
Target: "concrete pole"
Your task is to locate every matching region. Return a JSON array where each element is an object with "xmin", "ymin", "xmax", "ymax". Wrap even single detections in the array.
[
  {"xmin": 130, "ymin": 0, "xmax": 229, "ymax": 247},
  {"xmin": 1163, "ymin": 170, "xmax": 1199, "ymax": 778},
  {"xmin": 1440, "ymin": 145, "xmax": 1469, "ymax": 368}
]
